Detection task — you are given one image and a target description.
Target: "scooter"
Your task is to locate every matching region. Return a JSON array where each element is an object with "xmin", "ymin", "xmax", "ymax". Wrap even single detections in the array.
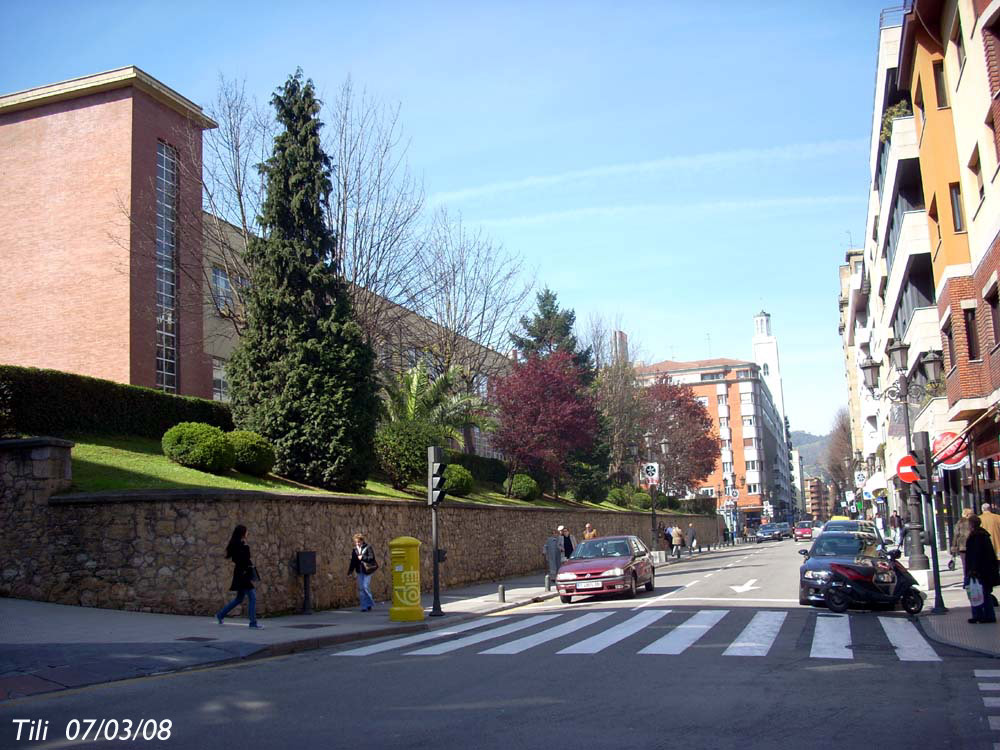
[{"xmin": 823, "ymin": 545, "xmax": 926, "ymax": 615}]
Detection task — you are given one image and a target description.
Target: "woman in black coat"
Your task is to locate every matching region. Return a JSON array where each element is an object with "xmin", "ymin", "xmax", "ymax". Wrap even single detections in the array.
[
  {"xmin": 347, "ymin": 533, "xmax": 378, "ymax": 612},
  {"xmin": 965, "ymin": 515, "xmax": 999, "ymax": 624},
  {"xmin": 216, "ymin": 525, "xmax": 262, "ymax": 629}
]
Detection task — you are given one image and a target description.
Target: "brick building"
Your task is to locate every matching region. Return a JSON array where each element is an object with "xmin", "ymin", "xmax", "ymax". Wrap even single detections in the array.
[{"xmin": 804, "ymin": 476, "xmax": 832, "ymax": 521}]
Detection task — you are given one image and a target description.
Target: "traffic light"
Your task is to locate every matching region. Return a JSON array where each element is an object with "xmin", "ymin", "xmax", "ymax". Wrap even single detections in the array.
[
  {"xmin": 428, "ymin": 446, "xmax": 447, "ymax": 506},
  {"xmin": 910, "ymin": 451, "xmax": 930, "ymax": 496}
]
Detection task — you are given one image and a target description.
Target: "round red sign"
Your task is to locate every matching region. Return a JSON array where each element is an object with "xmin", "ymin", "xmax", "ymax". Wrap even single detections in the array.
[
  {"xmin": 896, "ymin": 454, "xmax": 919, "ymax": 483},
  {"xmin": 933, "ymin": 431, "xmax": 968, "ymax": 468}
]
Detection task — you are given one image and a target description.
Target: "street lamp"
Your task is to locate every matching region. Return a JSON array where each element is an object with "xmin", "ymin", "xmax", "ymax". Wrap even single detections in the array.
[{"xmin": 859, "ymin": 344, "xmax": 944, "ymax": 571}]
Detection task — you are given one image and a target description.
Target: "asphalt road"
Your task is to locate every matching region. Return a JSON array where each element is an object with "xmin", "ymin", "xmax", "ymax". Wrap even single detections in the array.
[{"xmin": 2, "ymin": 541, "xmax": 998, "ymax": 750}]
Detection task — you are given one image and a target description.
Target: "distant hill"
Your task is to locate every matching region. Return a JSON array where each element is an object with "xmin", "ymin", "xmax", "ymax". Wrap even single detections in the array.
[{"xmin": 791, "ymin": 430, "xmax": 831, "ymax": 480}]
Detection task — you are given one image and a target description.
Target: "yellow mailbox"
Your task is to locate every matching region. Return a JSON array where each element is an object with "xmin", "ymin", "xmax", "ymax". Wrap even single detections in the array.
[{"xmin": 389, "ymin": 536, "xmax": 424, "ymax": 622}]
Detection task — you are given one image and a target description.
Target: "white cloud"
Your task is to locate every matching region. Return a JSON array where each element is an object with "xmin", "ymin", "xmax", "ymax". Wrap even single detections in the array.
[{"xmin": 430, "ymin": 138, "xmax": 867, "ymax": 204}]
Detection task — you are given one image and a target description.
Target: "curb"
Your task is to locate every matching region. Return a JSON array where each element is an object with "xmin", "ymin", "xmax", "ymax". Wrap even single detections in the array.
[{"xmin": 915, "ymin": 612, "xmax": 1000, "ymax": 660}]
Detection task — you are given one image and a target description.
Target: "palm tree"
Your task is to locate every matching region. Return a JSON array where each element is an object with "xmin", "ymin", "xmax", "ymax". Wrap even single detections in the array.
[{"xmin": 381, "ymin": 362, "xmax": 492, "ymax": 443}]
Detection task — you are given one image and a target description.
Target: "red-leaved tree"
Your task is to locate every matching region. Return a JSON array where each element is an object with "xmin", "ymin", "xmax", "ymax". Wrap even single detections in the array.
[
  {"xmin": 642, "ymin": 378, "xmax": 720, "ymax": 497},
  {"xmin": 492, "ymin": 351, "xmax": 598, "ymax": 495}
]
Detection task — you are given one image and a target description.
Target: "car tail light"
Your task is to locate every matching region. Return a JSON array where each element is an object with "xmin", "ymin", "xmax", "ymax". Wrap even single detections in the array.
[{"xmin": 830, "ymin": 563, "xmax": 873, "ymax": 582}]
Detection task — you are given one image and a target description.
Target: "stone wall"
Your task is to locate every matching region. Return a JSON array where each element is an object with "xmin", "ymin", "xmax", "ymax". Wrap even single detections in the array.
[{"xmin": 1, "ymin": 441, "xmax": 720, "ymax": 615}]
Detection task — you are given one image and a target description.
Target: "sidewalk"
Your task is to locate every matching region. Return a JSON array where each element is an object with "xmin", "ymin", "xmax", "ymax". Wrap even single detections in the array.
[
  {"xmin": 914, "ymin": 550, "xmax": 1000, "ymax": 658},
  {"xmin": 0, "ymin": 549, "xmax": 717, "ymax": 702}
]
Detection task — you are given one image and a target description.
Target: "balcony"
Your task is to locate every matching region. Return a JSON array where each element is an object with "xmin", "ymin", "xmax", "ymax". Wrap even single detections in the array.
[
  {"xmin": 883, "ymin": 211, "xmax": 931, "ymax": 319},
  {"xmin": 876, "ymin": 116, "xmax": 918, "ymax": 206}
]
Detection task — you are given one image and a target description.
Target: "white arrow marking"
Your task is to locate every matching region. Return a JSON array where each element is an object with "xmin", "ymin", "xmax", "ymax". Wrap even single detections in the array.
[{"xmin": 730, "ymin": 579, "xmax": 760, "ymax": 593}]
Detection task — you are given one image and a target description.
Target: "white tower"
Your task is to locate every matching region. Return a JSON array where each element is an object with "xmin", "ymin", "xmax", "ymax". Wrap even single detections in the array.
[{"xmin": 752, "ymin": 310, "xmax": 786, "ymax": 426}]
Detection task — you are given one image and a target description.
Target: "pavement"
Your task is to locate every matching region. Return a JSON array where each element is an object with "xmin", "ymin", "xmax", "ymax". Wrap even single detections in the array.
[{"xmin": 0, "ymin": 543, "xmax": 723, "ymax": 702}]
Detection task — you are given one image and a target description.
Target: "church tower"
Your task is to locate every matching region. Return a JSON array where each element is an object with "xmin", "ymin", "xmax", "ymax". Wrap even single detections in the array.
[{"xmin": 752, "ymin": 310, "xmax": 786, "ymax": 425}]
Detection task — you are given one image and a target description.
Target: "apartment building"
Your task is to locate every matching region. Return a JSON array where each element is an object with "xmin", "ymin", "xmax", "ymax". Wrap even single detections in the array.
[
  {"xmin": 804, "ymin": 477, "xmax": 833, "ymax": 521},
  {"xmin": 636, "ymin": 341, "xmax": 792, "ymax": 526},
  {"xmin": 791, "ymin": 448, "xmax": 808, "ymax": 516}
]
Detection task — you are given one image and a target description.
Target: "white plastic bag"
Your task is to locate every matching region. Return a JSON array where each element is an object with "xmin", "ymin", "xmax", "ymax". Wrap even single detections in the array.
[{"xmin": 967, "ymin": 578, "xmax": 985, "ymax": 607}]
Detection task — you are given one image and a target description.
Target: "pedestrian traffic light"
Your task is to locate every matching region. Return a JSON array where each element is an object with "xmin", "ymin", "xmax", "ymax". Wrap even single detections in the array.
[
  {"xmin": 428, "ymin": 446, "xmax": 447, "ymax": 506},
  {"xmin": 910, "ymin": 451, "xmax": 930, "ymax": 496}
]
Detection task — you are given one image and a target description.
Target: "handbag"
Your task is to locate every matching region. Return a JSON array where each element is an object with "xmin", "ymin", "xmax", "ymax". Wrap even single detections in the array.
[
  {"xmin": 967, "ymin": 577, "xmax": 985, "ymax": 607},
  {"xmin": 250, "ymin": 566, "xmax": 261, "ymax": 583},
  {"xmin": 362, "ymin": 559, "xmax": 379, "ymax": 574}
]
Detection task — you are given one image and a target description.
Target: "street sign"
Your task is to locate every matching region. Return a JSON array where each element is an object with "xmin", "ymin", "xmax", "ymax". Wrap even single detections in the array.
[
  {"xmin": 728, "ymin": 487, "xmax": 739, "ymax": 499},
  {"xmin": 641, "ymin": 463, "xmax": 659, "ymax": 482},
  {"xmin": 933, "ymin": 431, "xmax": 968, "ymax": 469},
  {"xmin": 845, "ymin": 491, "xmax": 855, "ymax": 503},
  {"xmin": 896, "ymin": 454, "xmax": 919, "ymax": 483},
  {"xmin": 854, "ymin": 470, "xmax": 867, "ymax": 485}
]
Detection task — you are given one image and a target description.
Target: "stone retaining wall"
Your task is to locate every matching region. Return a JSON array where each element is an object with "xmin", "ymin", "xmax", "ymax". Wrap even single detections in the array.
[{"xmin": 0, "ymin": 439, "xmax": 721, "ymax": 615}]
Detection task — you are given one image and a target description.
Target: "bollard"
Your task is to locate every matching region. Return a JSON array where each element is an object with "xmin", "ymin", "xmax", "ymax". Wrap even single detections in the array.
[
  {"xmin": 545, "ymin": 574, "xmax": 551, "ymax": 592},
  {"xmin": 498, "ymin": 584, "xmax": 506, "ymax": 603}
]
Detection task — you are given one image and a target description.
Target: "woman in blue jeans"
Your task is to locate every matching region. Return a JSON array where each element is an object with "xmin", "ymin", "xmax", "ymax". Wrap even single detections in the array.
[
  {"xmin": 216, "ymin": 525, "xmax": 263, "ymax": 629},
  {"xmin": 347, "ymin": 533, "xmax": 378, "ymax": 611}
]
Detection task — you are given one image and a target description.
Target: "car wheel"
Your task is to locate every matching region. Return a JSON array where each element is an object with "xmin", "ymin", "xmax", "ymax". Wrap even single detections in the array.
[
  {"xmin": 902, "ymin": 588, "xmax": 924, "ymax": 615},
  {"xmin": 825, "ymin": 589, "xmax": 850, "ymax": 613},
  {"xmin": 560, "ymin": 595, "xmax": 573, "ymax": 604},
  {"xmin": 626, "ymin": 574, "xmax": 637, "ymax": 599},
  {"xmin": 645, "ymin": 573, "xmax": 655, "ymax": 592}
]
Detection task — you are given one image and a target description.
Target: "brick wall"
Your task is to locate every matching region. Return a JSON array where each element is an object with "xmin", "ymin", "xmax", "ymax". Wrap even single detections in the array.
[
  {"xmin": 939, "ymin": 275, "xmax": 989, "ymax": 405},
  {"xmin": 972, "ymin": 231, "xmax": 1000, "ymax": 394}
]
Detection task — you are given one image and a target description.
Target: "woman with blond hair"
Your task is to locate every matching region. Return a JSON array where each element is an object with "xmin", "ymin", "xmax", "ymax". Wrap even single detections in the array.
[
  {"xmin": 950, "ymin": 507, "xmax": 974, "ymax": 573},
  {"xmin": 347, "ymin": 533, "xmax": 378, "ymax": 612}
]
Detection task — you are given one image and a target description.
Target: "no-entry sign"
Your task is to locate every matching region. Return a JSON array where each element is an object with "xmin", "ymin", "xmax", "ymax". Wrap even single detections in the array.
[{"xmin": 896, "ymin": 454, "xmax": 919, "ymax": 483}]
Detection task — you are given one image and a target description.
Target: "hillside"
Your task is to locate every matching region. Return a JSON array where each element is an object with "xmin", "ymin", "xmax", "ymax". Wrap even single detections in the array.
[{"xmin": 791, "ymin": 430, "xmax": 831, "ymax": 480}]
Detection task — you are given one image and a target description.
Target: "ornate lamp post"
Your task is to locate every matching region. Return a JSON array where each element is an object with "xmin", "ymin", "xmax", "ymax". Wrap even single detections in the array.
[{"xmin": 859, "ymin": 344, "xmax": 944, "ymax": 571}]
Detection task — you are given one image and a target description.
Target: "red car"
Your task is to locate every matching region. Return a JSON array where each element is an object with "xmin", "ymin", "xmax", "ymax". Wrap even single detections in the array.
[
  {"xmin": 555, "ymin": 535, "xmax": 656, "ymax": 603},
  {"xmin": 794, "ymin": 521, "xmax": 817, "ymax": 542}
]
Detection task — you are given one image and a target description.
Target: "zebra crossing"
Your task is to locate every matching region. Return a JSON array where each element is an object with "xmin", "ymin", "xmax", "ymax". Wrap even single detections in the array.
[{"xmin": 334, "ymin": 608, "xmax": 942, "ymax": 662}]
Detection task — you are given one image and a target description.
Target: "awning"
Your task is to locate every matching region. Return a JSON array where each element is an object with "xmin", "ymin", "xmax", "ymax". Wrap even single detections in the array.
[{"xmin": 863, "ymin": 471, "xmax": 886, "ymax": 494}]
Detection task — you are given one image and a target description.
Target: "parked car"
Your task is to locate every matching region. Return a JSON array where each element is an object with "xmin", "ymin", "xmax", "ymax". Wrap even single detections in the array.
[
  {"xmin": 776, "ymin": 522, "xmax": 793, "ymax": 539},
  {"xmin": 755, "ymin": 524, "xmax": 783, "ymax": 543},
  {"xmin": 821, "ymin": 519, "xmax": 884, "ymax": 542},
  {"xmin": 794, "ymin": 521, "xmax": 816, "ymax": 541},
  {"xmin": 555, "ymin": 535, "xmax": 655, "ymax": 603}
]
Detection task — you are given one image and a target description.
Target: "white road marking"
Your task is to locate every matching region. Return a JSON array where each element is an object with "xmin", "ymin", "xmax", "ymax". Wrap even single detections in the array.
[
  {"xmin": 984, "ymin": 697, "xmax": 1000, "ymax": 708},
  {"xmin": 406, "ymin": 615, "xmax": 559, "ymax": 655},
  {"xmin": 730, "ymin": 579, "xmax": 760, "ymax": 594},
  {"xmin": 877, "ymin": 617, "xmax": 940, "ymax": 662},
  {"xmin": 633, "ymin": 579, "xmax": 699, "ymax": 609},
  {"xmin": 705, "ymin": 573, "xmax": 714, "ymax": 577},
  {"xmin": 811, "ymin": 614, "xmax": 852, "ymax": 660},
  {"xmin": 980, "ymin": 683, "xmax": 1000, "ymax": 691},
  {"xmin": 559, "ymin": 609, "xmax": 670, "ymax": 654},
  {"xmin": 977, "ymin": 670, "xmax": 1000, "ymax": 678},
  {"xmin": 653, "ymin": 597, "xmax": 799, "ymax": 603},
  {"xmin": 334, "ymin": 617, "xmax": 509, "ymax": 656},
  {"xmin": 724, "ymin": 611, "xmax": 787, "ymax": 657},
  {"xmin": 639, "ymin": 609, "xmax": 729, "ymax": 655},
  {"xmin": 990, "ymin": 716, "xmax": 1000, "ymax": 731},
  {"xmin": 480, "ymin": 612, "xmax": 613, "ymax": 654}
]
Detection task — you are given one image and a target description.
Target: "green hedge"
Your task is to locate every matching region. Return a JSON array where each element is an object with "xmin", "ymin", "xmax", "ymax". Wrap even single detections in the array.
[
  {"xmin": 444, "ymin": 449, "xmax": 508, "ymax": 485},
  {"xmin": 0, "ymin": 366, "xmax": 233, "ymax": 438}
]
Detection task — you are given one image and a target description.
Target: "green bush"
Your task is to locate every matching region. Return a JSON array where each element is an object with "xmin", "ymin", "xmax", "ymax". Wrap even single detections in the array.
[
  {"xmin": 443, "ymin": 464, "xmax": 474, "ymax": 496},
  {"xmin": 569, "ymin": 463, "xmax": 608, "ymax": 504},
  {"xmin": 508, "ymin": 473, "xmax": 541, "ymax": 501},
  {"xmin": 1, "ymin": 366, "xmax": 232, "ymax": 438},
  {"xmin": 444, "ymin": 449, "xmax": 508, "ymax": 485},
  {"xmin": 607, "ymin": 487, "xmax": 630, "ymax": 507},
  {"xmin": 162, "ymin": 422, "xmax": 236, "ymax": 474},
  {"xmin": 228, "ymin": 430, "xmax": 276, "ymax": 477},
  {"xmin": 375, "ymin": 420, "xmax": 446, "ymax": 490},
  {"xmin": 632, "ymin": 491, "xmax": 652, "ymax": 509}
]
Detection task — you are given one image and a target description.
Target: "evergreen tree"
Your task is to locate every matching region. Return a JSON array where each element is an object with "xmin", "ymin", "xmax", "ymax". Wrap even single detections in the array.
[
  {"xmin": 228, "ymin": 70, "xmax": 377, "ymax": 490},
  {"xmin": 510, "ymin": 287, "xmax": 594, "ymax": 379}
]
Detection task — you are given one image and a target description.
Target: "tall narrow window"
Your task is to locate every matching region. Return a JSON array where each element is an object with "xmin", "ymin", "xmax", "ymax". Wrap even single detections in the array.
[
  {"xmin": 929, "ymin": 196, "xmax": 942, "ymax": 244},
  {"xmin": 950, "ymin": 182, "xmax": 966, "ymax": 232},
  {"xmin": 965, "ymin": 308, "xmax": 981, "ymax": 360},
  {"xmin": 914, "ymin": 80, "xmax": 925, "ymax": 135},
  {"xmin": 954, "ymin": 18, "xmax": 967, "ymax": 73},
  {"xmin": 988, "ymin": 290, "xmax": 1000, "ymax": 344},
  {"xmin": 933, "ymin": 61, "xmax": 950, "ymax": 107},
  {"xmin": 970, "ymin": 146, "xmax": 984, "ymax": 203},
  {"xmin": 155, "ymin": 142, "xmax": 179, "ymax": 393},
  {"xmin": 212, "ymin": 358, "xmax": 229, "ymax": 402},
  {"xmin": 945, "ymin": 320, "xmax": 956, "ymax": 368}
]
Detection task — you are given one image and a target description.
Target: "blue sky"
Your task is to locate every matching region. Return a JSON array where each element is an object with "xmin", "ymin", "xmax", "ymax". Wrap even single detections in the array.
[{"xmin": 1, "ymin": 1, "xmax": 887, "ymax": 434}]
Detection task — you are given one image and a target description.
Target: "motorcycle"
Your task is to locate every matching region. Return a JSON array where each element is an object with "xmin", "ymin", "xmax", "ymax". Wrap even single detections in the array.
[{"xmin": 822, "ymin": 545, "xmax": 926, "ymax": 615}]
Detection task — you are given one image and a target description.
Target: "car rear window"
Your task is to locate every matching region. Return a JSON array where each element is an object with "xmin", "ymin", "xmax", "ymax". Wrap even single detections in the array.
[
  {"xmin": 796, "ymin": 522, "xmax": 813, "ymax": 528},
  {"xmin": 811, "ymin": 536, "xmax": 871, "ymax": 556},
  {"xmin": 759, "ymin": 525, "xmax": 777, "ymax": 532},
  {"xmin": 571, "ymin": 540, "xmax": 631, "ymax": 559}
]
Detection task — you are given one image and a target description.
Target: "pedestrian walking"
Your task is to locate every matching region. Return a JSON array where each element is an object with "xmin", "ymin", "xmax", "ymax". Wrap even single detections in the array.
[
  {"xmin": 980, "ymin": 503, "xmax": 1000, "ymax": 559},
  {"xmin": 964, "ymin": 514, "xmax": 999, "ymax": 624},
  {"xmin": 686, "ymin": 523, "xmax": 697, "ymax": 556},
  {"xmin": 874, "ymin": 511, "xmax": 886, "ymax": 539},
  {"xmin": 583, "ymin": 523, "xmax": 598, "ymax": 540},
  {"xmin": 543, "ymin": 530, "xmax": 563, "ymax": 577},
  {"xmin": 889, "ymin": 511, "xmax": 901, "ymax": 544},
  {"xmin": 950, "ymin": 508, "xmax": 974, "ymax": 573},
  {"xmin": 347, "ymin": 533, "xmax": 378, "ymax": 612},
  {"xmin": 671, "ymin": 526, "xmax": 684, "ymax": 559},
  {"xmin": 216, "ymin": 524, "xmax": 262, "ymax": 629},
  {"xmin": 559, "ymin": 525, "xmax": 577, "ymax": 559}
]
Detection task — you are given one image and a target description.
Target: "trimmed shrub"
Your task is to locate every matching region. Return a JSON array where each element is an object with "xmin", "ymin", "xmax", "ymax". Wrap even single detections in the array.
[
  {"xmin": 1, "ymin": 365, "xmax": 232, "ymax": 438},
  {"xmin": 508, "ymin": 473, "xmax": 541, "ymax": 501},
  {"xmin": 569, "ymin": 462, "xmax": 608, "ymax": 504},
  {"xmin": 162, "ymin": 422, "xmax": 236, "ymax": 474},
  {"xmin": 228, "ymin": 430, "xmax": 276, "ymax": 477},
  {"xmin": 443, "ymin": 464, "xmax": 474, "ymax": 497},
  {"xmin": 444, "ymin": 449, "xmax": 508, "ymax": 485},
  {"xmin": 607, "ymin": 487, "xmax": 630, "ymax": 507},
  {"xmin": 375, "ymin": 420, "xmax": 446, "ymax": 490},
  {"xmin": 632, "ymin": 491, "xmax": 652, "ymax": 509}
]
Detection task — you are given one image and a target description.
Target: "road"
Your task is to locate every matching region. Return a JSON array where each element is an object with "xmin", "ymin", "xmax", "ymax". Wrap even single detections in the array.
[{"xmin": 2, "ymin": 541, "xmax": 998, "ymax": 750}]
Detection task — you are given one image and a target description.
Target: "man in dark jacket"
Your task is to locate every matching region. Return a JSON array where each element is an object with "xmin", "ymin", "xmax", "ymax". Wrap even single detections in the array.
[{"xmin": 965, "ymin": 515, "xmax": 1000, "ymax": 624}]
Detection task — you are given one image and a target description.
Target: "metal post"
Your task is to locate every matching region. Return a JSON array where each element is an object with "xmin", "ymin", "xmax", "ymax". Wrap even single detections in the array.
[
  {"xmin": 899, "ymin": 372, "xmax": 929, "ymax": 570},
  {"xmin": 430, "ymin": 502, "xmax": 443, "ymax": 616},
  {"xmin": 650, "ymin": 485, "xmax": 658, "ymax": 552},
  {"xmin": 303, "ymin": 573, "xmax": 313, "ymax": 615},
  {"xmin": 498, "ymin": 584, "xmax": 506, "ymax": 603},
  {"xmin": 915, "ymin": 432, "xmax": 947, "ymax": 613}
]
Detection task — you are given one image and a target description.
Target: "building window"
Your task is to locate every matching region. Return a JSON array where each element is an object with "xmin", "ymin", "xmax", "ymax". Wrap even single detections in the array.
[
  {"xmin": 747, "ymin": 483, "xmax": 760, "ymax": 494},
  {"xmin": 742, "ymin": 416, "xmax": 755, "ymax": 427},
  {"xmin": 945, "ymin": 320, "xmax": 956, "ymax": 368},
  {"xmin": 970, "ymin": 146, "xmax": 984, "ymax": 203},
  {"xmin": 212, "ymin": 358, "xmax": 229, "ymax": 402},
  {"xmin": 722, "ymin": 462, "xmax": 733, "ymax": 473},
  {"xmin": 950, "ymin": 183, "xmax": 966, "ymax": 232},
  {"xmin": 717, "ymin": 395, "xmax": 728, "ymax": 406},
  {"xmin": 696, "ymin": 396, "xmax": 709, "ymax": 407},
  {"xmin": 155, "ymin": 142, "xmax": 179, "ymax": 393},
  {"xmin": 933, "ymin": 61, "xmax": 949, "ymax": 107},
  {"xmin": 740, "ymin": 392, "xmax": 754, "ymax": 404},
  {"xmin": 929, "ymin": 196, "xmax": 942, "ymax": 245},
  {"xmin": 736, "ymin": 369, "xmax": 750, "ymax": 378},
  {"xmin": 719, "ymin": 417, "xmax": 730, "ymax": 428},
  {"xmin": 700, "ymin": 372, "xmax": 724, "ymax": 381},
  {"xmin": 746, "ymin": 460, "xmax": 760, "ymax": 471},
  {"xmin": 762, "ymin": 363, "xmax": 770, "ymax": 376},
  {"xmin": 954, "ymin": 18, "xmax": 967, "ymax": 74},
  {"xmin": 988, "ymin": 290, "xmax": 1000, "ymax": 344},
  {"xmin": 721, "ymin": 439, "xmax": 732, "ymax": 450},
  {"xmin": 965, "ymin": 308, "xmax": 981, "ymax": 360},
  {"xmin": 212, "ymin": 267, "xmax": 233, "ymax": 310},
  {"xmin": 699, "ymin": 487, "xmax": 716, "ymax": 497},
  {"xmin": 743, "ymin": 438, "xmax": 757, "ymax": 448},
  {"xmin": 914, "ymin": 80, "xmax": 925, "ymax": 135}
]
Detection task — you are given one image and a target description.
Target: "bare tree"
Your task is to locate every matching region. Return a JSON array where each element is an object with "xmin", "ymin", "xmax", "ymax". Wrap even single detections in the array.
[
  {"xmin": 323, "ymin": 78, "xmax": 426, "ymax": 349},
  {"xmin": 826, "ymin": 407, "xmax": 853, "ymax": 489}
]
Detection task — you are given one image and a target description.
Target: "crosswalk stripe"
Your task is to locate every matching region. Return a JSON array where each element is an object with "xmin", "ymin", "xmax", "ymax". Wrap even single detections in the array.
[
  {"xmin": 811, "ymin": 614, "xmax": 852, "ymax": 659},
  {"xmin": 984, "ymin": 697, "xmax": 1000, "ymax": 708},
  {"xmin": 334, "ymin": 617, "xmax": 509, "ymax": 656},
  {"xmin": 406, "ymin": 615, "xmax": 560, "ymax": 656},
  {"xmin": 558, "ymin": 609, "xmax": 671, "ymax": 654},
  {"xmin": 724, "ymin": 611, "xmax": 787, "ymax": 657},
  {"xmin": 481, "ymin": 612, "xmax": 614, "ymax": 654},
  {"xmin": 978, "ymin": 670, "xmax": 1000, "ymax": 678},
  {"xmin": 990, "ymin": 716, "xmax": 1000, "ymax": 731},
  {"xmin": 979, "ymin": 683, "xmax": 1000, "ymax": 691},
  {"xmin": 640, "ymin": 610, "xmax": 729, "ymax": 655},
  {"xmin": 877, "ymin": 617, "xmax": 940, "ymax": 662}
]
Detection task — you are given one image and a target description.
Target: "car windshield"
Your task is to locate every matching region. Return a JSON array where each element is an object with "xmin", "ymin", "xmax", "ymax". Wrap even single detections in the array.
[
  {"xmin": 758, "ymin": 525, "xmax": 777, "ymax": 532},
  {"xmin": 796, "ymin": 522, "xmax": 813, "ymax": 529},
  {"xmin": 824, "ymin": 521, "xmax": 858, "ymax": 531},
  {"xmin": 811, "ymin": 536, "xmax": 875, "ymax": 557},
  {"xmin": 570, "ymin": 539, "xmax": 632, "ymax": 559}
]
